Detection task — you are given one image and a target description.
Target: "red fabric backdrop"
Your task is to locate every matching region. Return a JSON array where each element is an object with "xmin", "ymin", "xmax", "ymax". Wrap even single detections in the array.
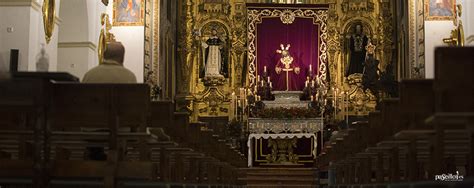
[{"xmin": 256, "ymin": 17, "xmax": 320, "ymax": 91}]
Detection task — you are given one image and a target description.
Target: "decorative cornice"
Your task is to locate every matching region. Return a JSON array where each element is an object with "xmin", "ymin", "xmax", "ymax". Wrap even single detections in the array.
[
  {"xmin": 55, "ymin": 16, "xmax": 62, "ymax": 25},
  {"xmin": 58, "ymin": 42, "xmax": 97, "ymax": 50},
  {"xmin": 0, "ymin": 0, "xmax": 41, "ymax": 11},
  {"xmin": 467, "ymin": 35, "xmax": 474, "ymax": 44}
]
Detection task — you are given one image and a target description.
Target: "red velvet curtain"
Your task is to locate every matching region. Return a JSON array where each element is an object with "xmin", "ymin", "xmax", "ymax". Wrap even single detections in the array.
[{"xmin": 256, "ymin": 17, "xmax": 320, "ymax": 91}]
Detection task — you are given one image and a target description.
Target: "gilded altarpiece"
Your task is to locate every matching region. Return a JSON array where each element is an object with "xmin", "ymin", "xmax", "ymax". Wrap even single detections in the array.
[
  {"xmin": 170, "ymin": 0, "xmax": 248, "ymax": 122},
  {"xmin": 167, "ymin": 0, "xmax": 397, "ymax": 121}
]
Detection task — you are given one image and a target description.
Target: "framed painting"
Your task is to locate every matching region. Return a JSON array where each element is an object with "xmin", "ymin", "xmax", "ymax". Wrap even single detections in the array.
[
  {"xmin": 113, "ymin": 0, "xmax": 144, "ymax": 26},
  {"xmin": 425, "ymin": 0, "xmax": 456, "ymax": 21}
]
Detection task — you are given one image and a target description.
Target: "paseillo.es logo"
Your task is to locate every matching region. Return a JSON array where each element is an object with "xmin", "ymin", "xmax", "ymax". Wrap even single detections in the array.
[{"xmin": 435, "ymin": 171, "xmax": 464, "ymax": 181}]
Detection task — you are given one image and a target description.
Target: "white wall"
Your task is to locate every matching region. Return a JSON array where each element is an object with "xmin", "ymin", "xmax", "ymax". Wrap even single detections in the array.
[
  {"xmin": 424, "ymin": 0, "xmax": 473, "ymax": 78},
  {"xmin": 57, "ymin": 0, "xmax": 105, "ymax": 79},
  {"xmin": 0, "ymin": 0, "xmax": 61, "ymax": 72},
  {"xmin": 106, "ymin": 5, "xmax": 144, "ymax": 83}
]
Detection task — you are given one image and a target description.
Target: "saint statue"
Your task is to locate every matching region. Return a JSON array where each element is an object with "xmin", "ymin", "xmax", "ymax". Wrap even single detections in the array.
[
  {"xmin": 201, "ymin": 29, "xmax": 226, "ymax": 78},
  {"xmin": 346, "ymin": 24, "xmax": 369, "ymax": 77},
  {"xmin": 36, "ymin": 45, "xmax": 49, "ymax": 72},
  {"xmin": 362, "ymin": 41, "xmax": 380, "ymax": 95},
  {"xmin": 275, "ymin": 44, "xmax": 300, "ymax": 91}
]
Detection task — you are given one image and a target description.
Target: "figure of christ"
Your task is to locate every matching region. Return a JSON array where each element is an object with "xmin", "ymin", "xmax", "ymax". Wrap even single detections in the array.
[{"xmin": 274, "ymin": 44, "xmax": 301, "ymax": 91}]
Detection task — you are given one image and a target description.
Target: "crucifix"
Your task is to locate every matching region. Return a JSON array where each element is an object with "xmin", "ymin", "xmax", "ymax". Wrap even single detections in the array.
[{"xmin": 275, "ymin": 44, "xmax": 300, "ymax": 91}]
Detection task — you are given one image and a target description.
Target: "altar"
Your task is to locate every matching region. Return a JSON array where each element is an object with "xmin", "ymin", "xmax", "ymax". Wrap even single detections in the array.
[
  {"xmin": 240, "ymin": 4, "xmax": 329, "ymax": 167},
  {"xmin": 247, "ymin": 118, "xmax": 323, "ymax": 167}
]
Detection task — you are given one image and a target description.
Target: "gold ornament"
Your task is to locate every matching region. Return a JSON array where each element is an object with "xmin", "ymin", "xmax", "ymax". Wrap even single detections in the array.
[{"xmin": 42, "ymin": 0, "xmax": 55, "ymax": 44}]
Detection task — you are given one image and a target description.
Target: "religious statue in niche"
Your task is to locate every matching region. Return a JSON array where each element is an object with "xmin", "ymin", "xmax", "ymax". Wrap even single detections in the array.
[
  {"xmin": 275, "ymin": 44, "xmax": 300, "ymax": 91},
  {"xmin": 362, "ymin": 41, "xmax": 380, "ymax": 96},
  {"xmin": 200, "ymin": 27, "xmax": 229, "ymax": 79},
  {"xmin": 36, "ymin": 44, "xmax": 49, "ymax": 72},
  {"xmin": 346, "ymin": 24, "xmax": 369, "ymax": 77}
]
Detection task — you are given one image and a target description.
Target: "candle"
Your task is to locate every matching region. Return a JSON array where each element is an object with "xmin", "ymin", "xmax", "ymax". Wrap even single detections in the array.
[
  {"xmin": 309, "ymin": 64, "xmax": 312, "ymax": 72},
  {"xmin": 261, "ymin": 80, "xmax": 264, "ymax": 87},
  {"xmin": 264, "ymin": 66, "xmax": 267, "ymax": 73},
  {"xmin": 257, "ymin": 76, "xmax": 260, "ymax": 82},
  {"xmin": 267, "ymin": 76, "xmax": 270, "ymax": 83},
  {"xmin": 324, "ymin": 99, "xmax": 327, "ymax": 105},
  {"xmin": 305, "ymin": 81, "xmax": 308, "ymax": 87},
  {"xmin": 310, "ymin": 95, "xmax": 314, "ymax": 101},
  {"xmin": 269, "ymin": 82, "xmax": 272, "ymax": 88},
  {"xmin": 311, "ymin": 80, "xmax": 315, "ymax": 87}
]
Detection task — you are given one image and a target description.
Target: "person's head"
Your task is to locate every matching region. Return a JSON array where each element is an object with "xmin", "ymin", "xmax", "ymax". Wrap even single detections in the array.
[
  {"xmin": 211, "ymin": 29, "xmax": 218, "ymax": 36},
  {"xmin": 104, "ymin": 42, "xmax": 125, "ymax": 64},
  {"xmin": 355, "ymin": 24, "xmax": 362, "ymax": 34}
]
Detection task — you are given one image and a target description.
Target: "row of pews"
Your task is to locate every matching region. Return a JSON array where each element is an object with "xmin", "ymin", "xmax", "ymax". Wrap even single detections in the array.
[
  {"xmin": 318, "ymin": 47, "xmax": 474, "ymax": 187},
  {"xmin": 0, "ymin": 76, "xmax": 246, "ymax": 188}
]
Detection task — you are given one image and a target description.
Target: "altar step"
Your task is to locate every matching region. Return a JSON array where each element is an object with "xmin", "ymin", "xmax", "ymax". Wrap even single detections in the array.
[{"xmin": 242, "ymin": 167, "xmax": 319, "ymax": 188}]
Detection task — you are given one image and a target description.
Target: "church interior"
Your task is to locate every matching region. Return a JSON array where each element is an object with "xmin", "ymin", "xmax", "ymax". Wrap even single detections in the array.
[{"xmin": 0, "ymin": 0, "xmax": 474, "ymax": 187}]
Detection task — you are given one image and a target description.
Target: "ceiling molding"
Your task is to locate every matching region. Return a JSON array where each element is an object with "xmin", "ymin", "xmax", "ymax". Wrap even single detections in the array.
[
  {"xmin": 58, "ymin": 42, "xmax": 97, "ymax": 51},
  {"xmin": 0, "ymin": 0, "xmax": 41, "ymax": 11},
  {"xmin": 467, "ymin": 35, "xmax": 474, "ymax": 44}
]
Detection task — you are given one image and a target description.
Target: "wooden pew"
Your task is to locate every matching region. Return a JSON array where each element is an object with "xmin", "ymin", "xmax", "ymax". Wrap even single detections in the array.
[
  {"xmin": 0, "ymin": 78, "xmax": 51, "ymax": 187},
  {"xmin": 434, "ymin": 47, "xmax": 474, "ymax": 113},
  {"xmin": 47, "ymin": 83, "xmax": 158, "ymax": 187}
]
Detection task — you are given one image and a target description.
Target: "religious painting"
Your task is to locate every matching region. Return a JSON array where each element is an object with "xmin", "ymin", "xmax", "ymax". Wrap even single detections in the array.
[
  {"xmin": 425, "ymin": 0, "xmax": 456, "ymax": 21},
  {"xmin": 113, "ymin": 0, "xmax": 144, "ymax": 26}
]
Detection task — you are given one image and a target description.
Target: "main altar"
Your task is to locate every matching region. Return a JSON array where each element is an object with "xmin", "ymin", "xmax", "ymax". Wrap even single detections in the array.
[
  {"xmin": 165, "ymin": 0, "xmax": 394, "ymax": 168},
  {"xmin": 244, "ymin": 4, "xmax": 328, "ymax": 167},
  {"xmin": 247, "ymin": 91, "xmax": 324, "ymax": 167}
]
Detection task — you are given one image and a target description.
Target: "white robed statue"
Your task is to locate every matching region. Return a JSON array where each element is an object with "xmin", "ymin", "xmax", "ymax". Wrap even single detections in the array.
[{"xmin": 202, "ymin": 29, "xmax": 225, "ymax": 78}]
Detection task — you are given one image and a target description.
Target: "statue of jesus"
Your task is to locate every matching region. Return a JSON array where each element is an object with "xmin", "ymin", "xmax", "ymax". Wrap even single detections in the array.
[{"xmin": 275, "ymin": 44, "xmax": 300, "ymax": 91}]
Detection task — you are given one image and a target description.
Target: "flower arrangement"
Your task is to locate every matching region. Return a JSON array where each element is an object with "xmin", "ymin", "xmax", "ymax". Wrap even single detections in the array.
[{"xmin": 253, "ymin": 107, "xmax": 320, "ymax": 119}]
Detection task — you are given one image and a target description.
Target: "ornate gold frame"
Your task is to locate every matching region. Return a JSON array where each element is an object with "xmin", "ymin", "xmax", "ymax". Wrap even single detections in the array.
[
  {"xmin": 42, "ymin": 0, "xmax": 55, "ymax": 44},
  {"xmin": 247, "ymin": 7, "xmax": 329, "ymax": 89},
  {"xmin": 424, "ymin": 0, "xmax": 456, "ymax": 21},
  {"xmin": 113, "ymin": 0, "xmax": 145, "ymax": 26}
]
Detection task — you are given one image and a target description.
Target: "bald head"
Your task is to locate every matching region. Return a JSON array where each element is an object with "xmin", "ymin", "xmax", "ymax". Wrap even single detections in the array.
[{"xmin": 104, "ymin": 42, "xmax": 125, "ymax": 64}]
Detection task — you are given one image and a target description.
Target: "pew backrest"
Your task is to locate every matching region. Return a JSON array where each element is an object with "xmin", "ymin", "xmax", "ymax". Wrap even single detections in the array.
[{"xmin": 49, "ymin": 83, "xmax": 150, "ymax": 130}]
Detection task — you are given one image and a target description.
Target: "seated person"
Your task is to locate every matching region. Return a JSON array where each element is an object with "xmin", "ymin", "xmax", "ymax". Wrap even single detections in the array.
[
  {"xmin": 82, "ymin": 42, "xmax": 136, "ymax": 83},
  {"xmin": 82, "ymin": 42, "xmax": 136, "ymax": 160}
]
